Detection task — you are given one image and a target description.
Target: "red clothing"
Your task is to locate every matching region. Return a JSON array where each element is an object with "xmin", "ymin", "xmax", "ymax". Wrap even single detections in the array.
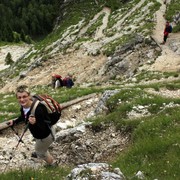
[
  {"xmin": 163, "ymin": 22, "xmax": 170, "ymax": 43},
  {"xmin": 164, "ymin": 26, "xmax": 169, "ymax": 36}
]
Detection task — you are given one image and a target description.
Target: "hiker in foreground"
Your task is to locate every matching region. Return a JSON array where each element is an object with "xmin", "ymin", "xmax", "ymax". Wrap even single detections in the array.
[{"xmin": 8, "ymin": 85, "xmax": 58, "ymax": 166}]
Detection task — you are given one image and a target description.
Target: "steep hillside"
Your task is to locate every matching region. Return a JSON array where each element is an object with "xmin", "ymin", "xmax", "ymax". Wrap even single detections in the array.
[
  {"xmin": 1, "ymin": 0, "xmax": 180, "ymax": 93},
  {"xmin": 0, "ymin": 0, "xmax": 180, "ymax": 178}
]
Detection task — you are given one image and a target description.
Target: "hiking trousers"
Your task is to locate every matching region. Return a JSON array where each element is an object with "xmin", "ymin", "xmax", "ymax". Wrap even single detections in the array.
[{"xmin": 35, "ymin": 126, "xmax": 55, "ymax": 159}]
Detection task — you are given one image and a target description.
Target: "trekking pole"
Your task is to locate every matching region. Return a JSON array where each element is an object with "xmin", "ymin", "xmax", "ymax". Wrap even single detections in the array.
[
  {"xmin": 6, "ymin": 122, "xmax": 30, "ymax": 150},
  {"xmin": 14, "ymin": 122, "xmax": 29, "ymax": 149},
  {"xmin": 3, "ymin": 122, "xmax": 29, "ymax": 173}
]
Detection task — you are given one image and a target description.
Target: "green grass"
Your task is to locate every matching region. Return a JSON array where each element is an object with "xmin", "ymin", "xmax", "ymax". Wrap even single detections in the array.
[
  {"xmin": 133, "ymin": 71, "xmax": 180, "ymax": 83},
  {"xmin": 87, "ymin": 85, "xmax": 180, "ymax": 179},
  {"xmin": 166, "ymin": 0, "xmax": 180, "ymax": 32},
  {"xmin": 0, "ymin": 93, "xmax": 20, "ymax": 122},
  {"xmin": 85, "ymin": 13, "xmax": 105, "ymax": 37},
  {"xmin": 0, "ymin": 86, "xmax": 103, "ymax": 123},
  {"xmin": 102, "ymin": 34, "xmax": 135, "ymax": 56},
  {"xmin": 166, "ymin": 0, "xmax": 180, "ymax": 21},
  {"xmin": 134, "ymin": 78, "xmax": 180, "ymax": 91},
  {"xmin": 105, "ymin": 88, "xmax": 180, "ymax": 114},
  {"xmin": 1, "ymin": 82, "xmax": 180, "ymax": 179},
  {"xmin": 32, "ymin": 85, "xmax": 103, "ymax": 103},
  {"xmin": 0, "ymin": 166, "xmax": 71, "ymax": 180},
  {"xmin": 111, "ymin": 107, "xmax": 180, "ymax": 179}
]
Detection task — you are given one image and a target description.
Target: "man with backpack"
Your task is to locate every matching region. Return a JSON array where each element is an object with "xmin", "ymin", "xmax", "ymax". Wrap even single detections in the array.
[
  {"xmin": 8, "ymin": 85, "xmax": 60, "ymax": 166},
  {"xmin": 161, "ymin": 21, "xmax": 172, "ymax": 45}
]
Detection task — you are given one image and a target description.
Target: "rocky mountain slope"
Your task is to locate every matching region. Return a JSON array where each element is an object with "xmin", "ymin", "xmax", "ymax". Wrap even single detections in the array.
[
  {"xmin": 0, "ymin": 0, "xmax": 179, "ymax": 93},
  {"xmin": 0, "ymin": 0, "xmax": 180, "ymax": 178}
]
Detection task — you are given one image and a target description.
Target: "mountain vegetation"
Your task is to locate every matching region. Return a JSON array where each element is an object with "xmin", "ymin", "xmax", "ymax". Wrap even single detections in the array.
[
  {"xmin": 0, "ymin": 0, "xmax": 60, "ymax": 42},
  {"xmin": 0, "ymin": 0, "xmax": 180, "ymax": 179}
]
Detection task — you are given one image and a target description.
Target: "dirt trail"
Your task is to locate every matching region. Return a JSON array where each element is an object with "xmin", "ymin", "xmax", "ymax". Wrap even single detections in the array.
[
  {"xmin": 79, "ymin": 7, "xmax": 111, "ymax": 40},
  {"xmin": 0, "ymin": 0, "xmax": 179, "ymax": 94},
  {"xmin": 94, "ymin": 7, "xmax": 111, "ymax": 40},
  {"xmin": 150, "ymin": 0, "xmax": 180, "ymax": 72}
]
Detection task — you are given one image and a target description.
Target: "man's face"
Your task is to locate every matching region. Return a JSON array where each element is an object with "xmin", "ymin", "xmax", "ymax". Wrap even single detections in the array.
[{"xmin": 16, "ymin": 92, "xmax": 31, "ymax": 108}]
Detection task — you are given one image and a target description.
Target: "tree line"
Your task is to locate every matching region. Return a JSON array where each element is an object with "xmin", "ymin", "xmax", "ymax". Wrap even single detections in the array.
[{"xmin": 0, "ymin": 0, "xmax": 61, "ymax": 43}]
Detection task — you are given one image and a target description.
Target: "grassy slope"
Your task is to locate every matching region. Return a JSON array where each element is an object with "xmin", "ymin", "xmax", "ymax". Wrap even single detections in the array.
[{"xmin": 1, "ymin": 80, "xmax": 180, "ymax": 179}]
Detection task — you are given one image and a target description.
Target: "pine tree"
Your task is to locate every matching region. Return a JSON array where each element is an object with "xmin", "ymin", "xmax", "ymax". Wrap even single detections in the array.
[
  {"xmin": 20, "ymin": 29, "xmax": 26, "ymax": 42},
  {"xmin": 5, "ymin": 52, "xmax": 14, "ymax": 65}
]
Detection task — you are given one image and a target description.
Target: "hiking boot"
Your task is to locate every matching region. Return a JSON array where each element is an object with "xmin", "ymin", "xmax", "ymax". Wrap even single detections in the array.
[
  {"xmin": 44, "ymin": 161, "xmax": 58, "ymax": 168},
  {"xmin": 31, "ymin": 152, "xmax": 38, "ymax": 158}
]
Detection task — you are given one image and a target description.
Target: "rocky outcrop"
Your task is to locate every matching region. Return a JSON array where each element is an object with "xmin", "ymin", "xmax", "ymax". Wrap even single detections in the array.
[
  {"xmin": 66, "ymin": 163, "xmax": 125, "ymax": 180},
  {"xmin": 173, "ymin": 12, "xmax": 180, "ymax": 25},
  {"xmin": 100, "ymin": 36, "xmax": 161, "ymax": 80},
  {"xmin": 0, "ymin": 91, "xmax": 130, "ymax": 174}
]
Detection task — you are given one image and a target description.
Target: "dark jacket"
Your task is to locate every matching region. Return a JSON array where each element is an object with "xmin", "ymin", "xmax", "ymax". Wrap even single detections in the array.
[
  {"xmin": 14, "ymin": 103, "xmax": 51, "ymax": 139},
  {"xmin": 164, "ymin": 24, "xmax": 170, "ymax": 36},
  {"xmin": 63, "ymin": 77, "xmax": 74, "ymax": 88}
]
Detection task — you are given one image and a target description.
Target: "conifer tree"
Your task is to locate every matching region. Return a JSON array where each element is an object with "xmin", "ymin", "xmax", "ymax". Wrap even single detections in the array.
[
  {"xmin": 20, "ymin": 30, "xmax": 26, "ymax": 42},
  {"xmin": 5, "ymin": 52, "xmax": 14, "ymax": 65}
]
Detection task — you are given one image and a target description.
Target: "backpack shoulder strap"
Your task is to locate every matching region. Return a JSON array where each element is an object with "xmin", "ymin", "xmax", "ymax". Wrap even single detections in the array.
[{"xmin": 30, "ymin": 99, "xmax": 40, "ymax": 116}]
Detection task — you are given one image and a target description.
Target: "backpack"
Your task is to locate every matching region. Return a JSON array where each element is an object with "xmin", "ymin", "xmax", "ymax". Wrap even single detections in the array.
[
  {"xmin": 30, "ymin": 94, "xmax": 61, "ymax": 125},
  {"xmin": 168, "ymin": 25, "xmax": 172, "ymax": 33},
  {"xmin": 66, "ymin": 78, "xmax": 74, "ymax": 88},
  {"xmin": 62, "ymin": 78, "xmax": 67, "ymax": 86},
  {"xmin": 63, "ymin": 77, "xmax": 74, "ymax": 87}
]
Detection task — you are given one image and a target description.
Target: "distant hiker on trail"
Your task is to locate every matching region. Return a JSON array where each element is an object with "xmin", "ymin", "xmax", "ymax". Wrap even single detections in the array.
[
  {"xmin": 51, "ymin": 74, "xmax": 63, "ymax": 89},
  {"xmin": 63, "ymin": 73, "xmax": 74, "ymax": 88},
  {"xmin": 162, "ymin": 21, "xmax": 172, "ymax": 45},
  {"xmin": 8, "ymin": 85, "xmax": 58, "ymax": 167}
]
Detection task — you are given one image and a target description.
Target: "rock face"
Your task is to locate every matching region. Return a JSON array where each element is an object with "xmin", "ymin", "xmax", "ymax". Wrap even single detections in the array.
[
  {"xmin": 66, "ymin": 163, "xmax": 125, "ymax": 180},
  {"xmin": 100, "ymin": 36, "xmax": 161, "ymax": 80},
  {"xmin": 55, "ymin": 123, "xmax": 129, "ymax": 165}
]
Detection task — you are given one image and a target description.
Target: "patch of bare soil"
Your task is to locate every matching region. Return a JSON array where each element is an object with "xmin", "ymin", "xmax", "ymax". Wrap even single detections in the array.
[
  {"xmin": 0, "ymin": 45, "xmax": 30, "ymax": 71},
  {"xmin": 0, "ymin": 50, "xmax": 107, "ymax": 93}
]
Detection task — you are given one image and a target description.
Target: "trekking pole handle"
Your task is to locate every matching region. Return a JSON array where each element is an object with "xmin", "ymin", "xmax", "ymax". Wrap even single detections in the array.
[{"xmin": 6, "ymin": 121, "xmax": 13, "ymax": 126}]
